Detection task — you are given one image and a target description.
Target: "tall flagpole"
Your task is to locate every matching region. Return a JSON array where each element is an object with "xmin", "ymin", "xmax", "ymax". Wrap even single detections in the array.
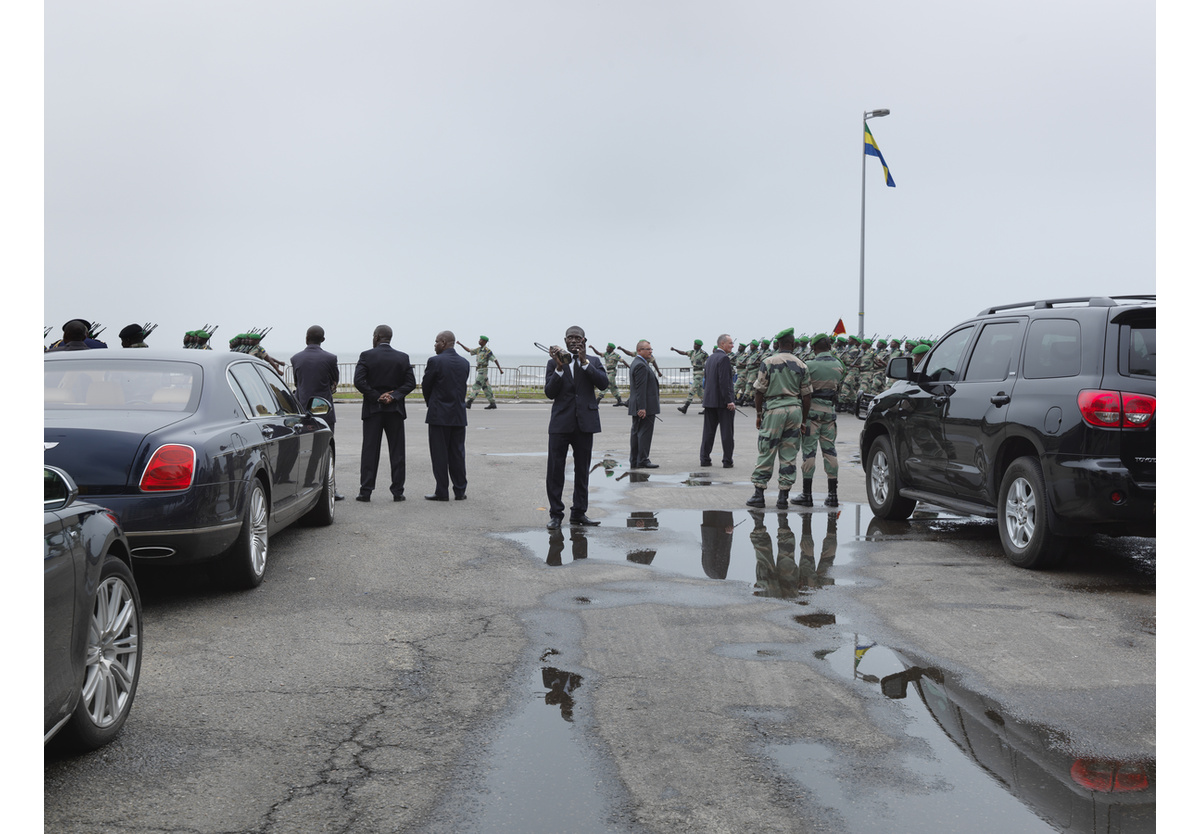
[{"xmin": 859, "ymin": 108, "xmax": 890, "ymax": 340}]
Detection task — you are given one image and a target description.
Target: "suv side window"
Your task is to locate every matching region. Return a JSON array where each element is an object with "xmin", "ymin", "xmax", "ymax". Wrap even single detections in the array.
[
  {"xmin": 1023, "ymin": 319, "xmax": 1081, "ymax": 379},
  {"xmin": 923, "ymin": 326, "xmax": 974, "ymax": 383},
  {"xmin": 963, "ymin": 321, "xmax": 1023, "ymax": 382}
]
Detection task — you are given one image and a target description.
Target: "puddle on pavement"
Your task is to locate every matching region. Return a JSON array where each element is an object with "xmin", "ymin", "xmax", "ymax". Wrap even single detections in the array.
[
  {"xmin": 437, "ymin": 652, "xmax": 631, "ymax": 834},
  {"xmin": 764, "ymin": 634, "xmax": 1155, "ymax": 833},
  {"xmin": 509, "ymin": 508, "xmax": 855, "ymax": 598}
]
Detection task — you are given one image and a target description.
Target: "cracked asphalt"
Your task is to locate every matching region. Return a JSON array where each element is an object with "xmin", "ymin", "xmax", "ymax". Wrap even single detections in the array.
[{"xmin": 44, "ymin": 403, "xmax": 1156, "ymax": 833}]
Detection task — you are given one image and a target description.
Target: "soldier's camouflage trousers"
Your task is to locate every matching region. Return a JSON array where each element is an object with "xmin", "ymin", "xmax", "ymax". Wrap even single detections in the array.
[
  {"xmin": 801, "ymin": 409, "xmax": 838, "ymax": 477},
  {"xmin": 596, "ymin": 369, "xmax": 621, "ymax": 402},
  {"xmin": 468, "ymin": 371, "xmax": 494, "ymax": 404},
  {"xmin": 751, "ymin": 404, "xmax": 803, "ymax": 489},
  {"xmin": 684, "ymin": 370, "xmax": 704, "ymax": 404}
]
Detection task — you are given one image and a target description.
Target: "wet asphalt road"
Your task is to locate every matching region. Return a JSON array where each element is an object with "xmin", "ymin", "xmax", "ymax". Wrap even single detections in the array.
[{"xmin": 44, "ymin": 402, "xmax": 1156, "ymax": 833}]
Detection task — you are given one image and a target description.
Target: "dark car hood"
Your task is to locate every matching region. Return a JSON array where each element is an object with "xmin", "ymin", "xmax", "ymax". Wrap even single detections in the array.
[{"xmin": 44, "ymin": 410, "xmax": 192, "ymax": 494}]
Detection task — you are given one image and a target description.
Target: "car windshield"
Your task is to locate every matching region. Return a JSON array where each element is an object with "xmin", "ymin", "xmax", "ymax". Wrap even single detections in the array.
[{"xmin": 45, "ymin": 359, "xmax": 201, "ymax": 412}]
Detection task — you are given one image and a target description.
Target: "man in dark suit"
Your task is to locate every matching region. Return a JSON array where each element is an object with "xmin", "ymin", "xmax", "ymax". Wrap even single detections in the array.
[
  {"xmin": 291, "ymin": 324, "xmax": 344, "ymax": 500},
  {"xmin": 353, "ymin": 325, "xmax": 416, "ymax": 502},
  {"xmin": 700, "ymin": 333, "xmax": 737, "ymax": 468},
  {"xmin": 544, "ymin": 325, "xmax": 610, "ymax": 529},
  {"xmin": 420, "ymin": 330, "xmax": 471, "ymax": 502},
  {"xmin": 627, "ymin": 339, "xmax": 660, "ymax": 469}
]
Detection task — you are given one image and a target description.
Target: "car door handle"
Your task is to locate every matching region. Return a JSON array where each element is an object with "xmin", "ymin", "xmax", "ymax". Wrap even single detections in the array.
[
  {"xmin": 990, "ymin": 394, "xmax": 1011, "ymax": 407},
  {"xmin": 933, "ymin": 396, "xmax": 949, "ymax": 406}
]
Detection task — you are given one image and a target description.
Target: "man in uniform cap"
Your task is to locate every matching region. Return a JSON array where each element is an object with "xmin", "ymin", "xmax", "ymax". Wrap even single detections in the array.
[
  {"xmin": 119, "ymin": 324, "xmax": 149, "ymax": 348},
  {"xmin": 746, "ymin": 328, "xmax": 811, "ymax": 509},
  {"xmin": 793, "ymin": 333, "xmax": 845, "ymax": 507},
  {"xmin": 670, "ymin": 339, "xmax": 708, "ymax": 414},
  {"xmin": 459, "ymin": 336, "xmax": 504, "ymax": 409}
]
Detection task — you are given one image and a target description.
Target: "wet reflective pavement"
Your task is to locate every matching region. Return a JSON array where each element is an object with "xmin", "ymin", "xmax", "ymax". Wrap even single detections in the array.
[{"xmin": 492, "ymin": 470, "xmax": 1155, "ymax": 832}]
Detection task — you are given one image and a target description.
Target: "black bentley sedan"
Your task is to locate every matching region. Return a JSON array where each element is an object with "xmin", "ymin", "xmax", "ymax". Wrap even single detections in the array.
[
  {"xmin": 45, "ymin": 466, "xmax": 142, "ymax": 750},
  {"xmin": 44, "ymin": 349, "xmax": 336, "ymax": 588}
]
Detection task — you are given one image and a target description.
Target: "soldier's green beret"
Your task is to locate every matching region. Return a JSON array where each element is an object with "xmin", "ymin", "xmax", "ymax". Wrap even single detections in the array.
[
  {"xmin": 798, "ymin": 335, "xmax": 809, "ymax": 343},
  {"xmin": 912, "ymin": 344, "xmax": 931, "ymax": 356},
  {"xmin": 480, "ymin": 335, "xmax": 489, "ymax": 341},
  {"xmin": 837, "ymin": 336, "xmax": 848, "ymax": 343},
  {"xmin": 607, "ymin": 342, "xmax": 615, "ymax": 349},
  {"xmin": 737, "ymin": 342, "xmax": 746, "ymax": 349},
  {"xmin": 811, "ymin": 333, "xmax": 828, "ymax": 343},
  {"xmin": 775, "ymin": 327, "xmax": 794, "ymax": 340},
  {"xmin": 848, "ymin": 335, "xmax": 859, "ymax": 343},
  {"xmin": 749, "ymin": 340, "xmax": 758, "ymax": 346},
  {"xmin": 877, "ymin": 339, "xmax": 887, "ymax": 347},
  {"xmin": 694, "ymin": 339, "xmax": 703, "ymax": 345}
]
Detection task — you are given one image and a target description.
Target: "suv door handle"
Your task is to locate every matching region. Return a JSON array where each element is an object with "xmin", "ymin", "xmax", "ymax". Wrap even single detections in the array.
[{"xmin": 990, "ymin": 394, "xmax": 1011, "ymax": 407}]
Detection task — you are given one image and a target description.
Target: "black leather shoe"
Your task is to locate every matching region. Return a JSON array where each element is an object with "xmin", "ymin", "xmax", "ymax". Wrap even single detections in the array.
[
  {"xmin": 640, "ymin": 462, "xmax": 659, "ymax": 469},
  {"xmin": 454, "ymin": 493, "xmax": 467, "ymax": 501},
  {"xmin": 570, "ymin": 515, "xmax": 600, "ymax": 526},
  {"xmin": 393, "ymin": 494, "xmax": 406, "ymax": 502},
  {"xmin": 334, "ymin": 493, "xmax": 346, "ymax": 501},
  {"xmin": 355, "ymin": 492, "xmax": 370, "ymax": 502},
  {"xmin": 546, "ymin": 517, "xmax": 563, "ymax": 529},
  {"xmin": 612, "ymin": 401, "xmax": 624, "ymax": 407},
  {"xmin": 700, "ymin": 460, "xmax": 713, "ymax": 467},
  {"xmin": 424, "ymin": 494, "xmax": 449, "ymax": 501},
  {"xmin": 722, "ymin": 462, "xmax": 734, "ymax": 469}
]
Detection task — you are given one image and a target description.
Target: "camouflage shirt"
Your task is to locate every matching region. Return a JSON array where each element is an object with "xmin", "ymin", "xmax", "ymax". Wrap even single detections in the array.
[
  {"xmin": 603, "ymin": 349, "xmax": 621, "ymax": 372},
  {"xmin": 753, "ymin": 353, "xmax": 812, "ymax": 410},
  {"xmin": 806, "ymin": 351, "xmax": 846, "ymax": 413},
  {"xmin": 689, "ymin": 348, "xmax": 708, "ymax": 373},
  {"xmin": 469, "ymin": 345, "xmax": 495, "ymax": 370}
]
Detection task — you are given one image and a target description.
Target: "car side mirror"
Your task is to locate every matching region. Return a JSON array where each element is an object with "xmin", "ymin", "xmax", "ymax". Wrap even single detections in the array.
[
  {"xmin": 308, "ymin": 396, "xmax": 332, "ymax": 416},
  {"xmin": 887, "ymin": 356, "xmax": 914, "ymax": 381},
  {"xmin": 44, "ymin": 466, "xmax": 79, "ymax": 511}
]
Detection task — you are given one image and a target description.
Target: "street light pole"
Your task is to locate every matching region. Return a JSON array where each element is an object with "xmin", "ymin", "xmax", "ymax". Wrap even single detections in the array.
[{"xmin": 858, "ymin": 108, "xmax": 890, "ymax": 340}]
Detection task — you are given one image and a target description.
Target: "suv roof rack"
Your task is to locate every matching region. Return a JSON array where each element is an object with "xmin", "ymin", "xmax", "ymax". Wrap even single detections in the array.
[{"xmin": 977, "ymin": 295, "xmax": 1156, "ymax": 316}]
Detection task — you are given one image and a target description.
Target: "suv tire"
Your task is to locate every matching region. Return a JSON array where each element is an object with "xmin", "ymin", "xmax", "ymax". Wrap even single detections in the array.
[
  {"xmin": 998, "ymin": 456, "xmax": 1064, "ymax": 569},
  {"xmin": 866, "ymin": 436, "xmax": 917, "ymax": 521}
]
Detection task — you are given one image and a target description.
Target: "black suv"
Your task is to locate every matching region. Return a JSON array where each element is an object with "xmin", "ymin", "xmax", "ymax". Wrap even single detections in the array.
[{"xmin": 859, "ymin": 296, "xmax": 1155, "ymax": 568}]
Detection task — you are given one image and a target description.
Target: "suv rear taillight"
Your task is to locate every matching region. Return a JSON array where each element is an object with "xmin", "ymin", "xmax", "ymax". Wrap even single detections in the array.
[
  {"xmin": 139, "ymin": 444, "xmax": 196, "ymax": 491},
  {"xmin": 1077, "ymin": 390, "xmax": 1156, "ymax": 429}
]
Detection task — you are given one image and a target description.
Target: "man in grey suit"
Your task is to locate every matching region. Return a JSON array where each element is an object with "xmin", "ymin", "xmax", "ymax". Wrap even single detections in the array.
[
  {"xmin": 700, "ymin": 333, "xmax": 737, "ymax": 468},
  {"xmin": 421, "ymin": 330, "xmax": 471, "ymax": 501},
  {"xmin": 627, "ymin": 339, "xmax": 660, "ymax": 469},
  {"xmin": 353, "ymin": 325, "xmax": 416, "ymax": 502},
  {"xmin": 291, "ymin": 324, "xmax": 344, "ymax": 500}
]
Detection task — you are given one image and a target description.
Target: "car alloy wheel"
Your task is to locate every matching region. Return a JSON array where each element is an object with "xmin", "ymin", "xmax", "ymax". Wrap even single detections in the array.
[
  {"xmin": 81, "ymin": 573, "xmax": 140, "ymax": 729},
  {"xmin": 1003, "ymin": 476, "xmax": 1037, "ymax": 551},
  {"xmin": 248, "ymin": 481, "xmax": 268, "ymax": 578}
]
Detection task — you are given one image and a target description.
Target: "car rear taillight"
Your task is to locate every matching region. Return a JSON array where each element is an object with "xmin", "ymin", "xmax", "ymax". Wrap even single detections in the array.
[
  {"xmin": 1070, "ymin": 759, "xmax": 1151, "ymax": 792},
  {"xmin": 1077, "ymin": 390, "xmax": 1156, "ymax": 429},
  {"xmin": 139, "ymin": 444, "xmax": 196, "ymax": 491}
]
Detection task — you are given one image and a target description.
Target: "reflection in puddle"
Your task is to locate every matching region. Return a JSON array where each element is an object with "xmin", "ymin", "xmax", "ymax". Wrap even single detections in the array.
[
  {"xmin": 771, "ymin": 635, "xmax": 1156, "ymax": 833},
  {"xmin": 514, "ymin": 508, "xmax": 849, "ymax": 599}
]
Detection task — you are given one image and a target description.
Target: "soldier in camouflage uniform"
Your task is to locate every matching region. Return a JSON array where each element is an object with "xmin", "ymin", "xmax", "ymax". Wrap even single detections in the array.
[
  {"xmin": 459, "ymin": 336, "xmax": 504, "ymax": 409},
  {"xmin": 749, "ymin": 511, "xmax": 800, "ymax": 600},
  {"xmin": 731, "ymin": 342, "xmax": 749, "ymax": 404},
  {"xmin": 231, "ymin": 330, "xmax": 285, "ymax": 373},
  {"xmin": 670, "ymin": 339, "xmax": 708, "ymax": 414},
  {"xmin": 736, "ymin": 339, "xmax": 760, "ymax": 405},
  {"xmin": 795, "ymin": 335, "xmax": 812, "ymax": 361},
  {"xmin": 746, "ymin": 328, "xmax": 811, "ymax": 510},
  {"xmin": 590, "ymin": 342, "xmax": 629, "ymax": 406},
  {"xmin": 793, "ymin": 333, "xmax": 845, "ymax": 507},
  {"xmin": 836, "ymin": 336, "xmax": 864, "ymax": 411}
]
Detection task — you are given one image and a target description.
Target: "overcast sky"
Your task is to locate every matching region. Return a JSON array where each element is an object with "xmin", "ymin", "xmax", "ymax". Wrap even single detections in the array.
[{"xmin": 40, "ymin": 0, "xmax": 1156, "ymax": 360}]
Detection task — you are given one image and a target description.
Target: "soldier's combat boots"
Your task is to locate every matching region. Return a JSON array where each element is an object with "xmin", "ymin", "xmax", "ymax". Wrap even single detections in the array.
[
  {"xmin": 790, "ymin": 478, "xmax": 814, "ymax": 507},
  {"xmin": 484, "ymin": 402, "xmax": 497, "ymax": 410},
  {"xmin": 824, "ymin": 478, "xmax": 839, "ymax": 507},
  {"xmin": 746, "ymin": 487, "xmax": 766, "ymax": 508},
  {"xmin": 776, "ymin": 489, "xmax": 790, "ymax": 509},
  {"xmin": 678, "ymin": 403, "xmax": 689, "ymax": 414},
  {"xmin": 465, "ymin": 400, "xmax": 473, "ymax": 409}
]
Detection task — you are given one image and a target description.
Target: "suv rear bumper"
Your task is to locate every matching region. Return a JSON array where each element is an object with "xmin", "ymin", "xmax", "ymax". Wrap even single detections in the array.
[{"xmin": 1043, "ymin": 454, "xmax": 1155, "ymax": 537}]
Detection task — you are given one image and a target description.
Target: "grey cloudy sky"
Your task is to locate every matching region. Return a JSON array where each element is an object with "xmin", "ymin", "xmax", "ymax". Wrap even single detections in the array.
[{"xmin": 41, "ymin": 1, "xmax": 1155, "ymax": 359}]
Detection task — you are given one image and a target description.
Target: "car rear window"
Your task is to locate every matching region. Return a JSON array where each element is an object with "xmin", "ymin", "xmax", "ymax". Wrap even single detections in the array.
[
  {"xmin": 1023, "ymin": 319, "xmax": 1081, "ymax": 379},
  {"xmin": 1124, "ymin": 324, "xmax": 1156, "ymax": 378},
  {"xmin": 44, "ymin": 360, "xmax": 201, "ymax": 411}
]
